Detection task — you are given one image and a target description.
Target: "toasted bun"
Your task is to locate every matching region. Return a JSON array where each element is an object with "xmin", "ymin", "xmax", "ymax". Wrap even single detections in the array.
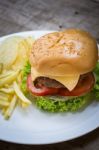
[{"xmin": 30, "ymin": 29, "xmax": 98, "ymax": 76}]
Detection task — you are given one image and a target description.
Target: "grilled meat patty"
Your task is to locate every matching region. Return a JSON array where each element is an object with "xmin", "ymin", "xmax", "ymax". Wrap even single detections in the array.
[
  {"xmin": 34, "ymin": 73, "xmax": 90, "ymax": 89},
  {"xmin": 34, "ymin": 77, "xmax": 65, "ymax": 88}
]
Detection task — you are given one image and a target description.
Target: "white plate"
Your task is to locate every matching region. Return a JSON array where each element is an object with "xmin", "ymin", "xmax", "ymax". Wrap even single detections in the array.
[{"xmin": 0, "ymin": 31, "xmax": 99, "ymax": 145}]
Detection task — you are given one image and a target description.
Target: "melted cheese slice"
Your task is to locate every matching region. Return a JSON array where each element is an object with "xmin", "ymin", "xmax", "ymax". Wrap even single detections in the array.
[{"xmin": 31, "ymin": 67, "xmax": 80, "ymax": 91}]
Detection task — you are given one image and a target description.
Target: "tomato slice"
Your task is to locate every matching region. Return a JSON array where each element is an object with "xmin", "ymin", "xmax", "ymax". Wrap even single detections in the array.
[
  {"xmin": 59, "ymin": 73, "xmax": 95, "ymax": 96},
  {"xmin": 27, "ymin": 74, "xmax": 58, "ymax": 96},
  {"xmin": 27, "ymin": 73, "xmax": 95, "ymax": 96}
]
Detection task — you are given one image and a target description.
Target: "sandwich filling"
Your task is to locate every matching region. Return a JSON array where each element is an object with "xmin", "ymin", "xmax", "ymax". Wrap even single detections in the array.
[
  {"xmin": 21, "ymin": 61, "xmax": 99, "ymax": 113},
  {"xmin": 27, "ymin": 71, "xmax": 95, "ymax": 96},
  {"xmin": 31, "ymin": 67, "xmax": 80, "ymax": 91}
]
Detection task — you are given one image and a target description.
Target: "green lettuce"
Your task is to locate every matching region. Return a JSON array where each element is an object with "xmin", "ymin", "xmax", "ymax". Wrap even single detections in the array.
[
  {"xmin": 93, "ymin": 62, "xmax": 99, "ymax": 99},
  {"xmin": 35, "ymin": 94, "xmax": 91, "ymax": 112},
  {"xmin": 21, "ymin": 61, "xmax": 31, "ymax": 93}
]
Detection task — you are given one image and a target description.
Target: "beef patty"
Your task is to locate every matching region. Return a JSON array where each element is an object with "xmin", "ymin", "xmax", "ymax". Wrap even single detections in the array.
[{"xmin": 34, "ymin": 73, "xmax": 89, "ymax": 89}]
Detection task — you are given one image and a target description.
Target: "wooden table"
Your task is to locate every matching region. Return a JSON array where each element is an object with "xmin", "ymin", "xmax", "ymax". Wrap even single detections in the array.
[{"xmin": 0, "ymin": 0, "xmax": 99, "ymax": 149}]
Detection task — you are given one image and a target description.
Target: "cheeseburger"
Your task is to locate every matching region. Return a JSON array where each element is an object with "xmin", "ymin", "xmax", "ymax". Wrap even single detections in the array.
[{"xmin": 25, "ymin": 29, "xmax": 98, "ymax": 112}]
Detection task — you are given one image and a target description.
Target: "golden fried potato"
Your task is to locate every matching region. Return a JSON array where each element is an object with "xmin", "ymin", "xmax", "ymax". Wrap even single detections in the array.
[
  {"xmin": 11, "ymin": 41, "xmax": 27, "ymax": 70},
  {"xmin": 0, "ymin": 70, "xmax": 19, "ymax": 87},
  {"xmin": 13, "ymin": 81, "xmax": 31, "ymax": 105},
  {"xmin": 24, "ymin": 37, "xmax": 34, "ymax": 56},
  {"xmin": 12, "ymin": 37, "xmax": 34, "ymax": 70},
  {"xmin": 0, "ymin": 101, "xmax": 10, "ymax": 107},
  {"xmin": 0, "ymin": 36, "xmax": 34, "ymax": 119},
  {"xmin": 4, "ymin": 95, "xmax": 17, "ymax": 119},
  {"xmin": 0, "ymin": 63, "xmax": 3, "ymax": 74},
  {"xmin": 0, "ymin": 87, "xmax": 14, "ymax": 94},
  {"xmin": 0, "ymin": 70, "xmax": 14, "ymax": 79}
]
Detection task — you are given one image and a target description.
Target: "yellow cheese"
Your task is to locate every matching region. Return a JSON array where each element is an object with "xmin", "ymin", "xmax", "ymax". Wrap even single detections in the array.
[
  {"xmin": 51, "ymin": 75, "xmax": 80, "ymax": 91},
  {"xmin": 31, "ymin": 67, "xmax": 80, "ymax": 91}
]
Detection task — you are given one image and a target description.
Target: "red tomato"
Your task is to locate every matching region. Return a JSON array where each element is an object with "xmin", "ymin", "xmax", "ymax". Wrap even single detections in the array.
[{"xmin": 27, "ymin": 74, "xmax": 58, "ymax": 96}]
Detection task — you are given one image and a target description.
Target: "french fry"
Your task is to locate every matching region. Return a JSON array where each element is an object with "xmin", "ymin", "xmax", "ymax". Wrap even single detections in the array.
[
  {"xmin": 0, "ymin": 70, "xmax": 14, "ymax": 79},
  {"xmin": 0, "ymin": 87, "xmax": 14, "ymax": 94},
  {"xmin": 12, "ymin": 41, "xmax": 28, "ymax": 70},
  {"xmin": 4, "ymin": 84, "xmax": 12, "ymax": 88},
  {"xmin": 21, "ymin": 102, "xmax": 30, "ymax": 108},
  {"xmin": 0, "ymin": 63, "xmax": 3, "ymax": 74},
  {"xmin": 17, "ymin": 72, "xmax": 22, "ymax": 84},
  {"xmin": 0, "ymin": 92, "xmax": 9, "ymax": 99},
  {"xmin": 13, "ymin": 81, "xmax": 31, "ymax": 105},
  {"xmin": 0, "ymin": 95, "xmax": 8, "ymax": 101},
  {"xmin": 25, "ymin": 37, "xmax": 34, "ymax": 47},
  {"xmin": 0, "ymin": 36, "xmax": 35, "ymax": 119},
  {"xmin": 0, "ymin": 100, "xmax": 10, "ymax": 107},
  {"xmin": 4, "ymin": 95, "xmax": 17, "ymax": 119},
  {"xmin": 23, "ymin": 37, "xmax": 34, "ymax": 57},
  {"xmin": 1, "ymin": 107, "xmax": 7, "ymax": 115},
  {"xmin": 18, "ymin": 100, "xmax": 30, "ymax": 108},
  {"xmin": 12, "ymin": 37, "xmax": 34, "ymax": 70},
  {"xmin": 0, "ymin": 70, "xmax": 19, "ymax": 87}
]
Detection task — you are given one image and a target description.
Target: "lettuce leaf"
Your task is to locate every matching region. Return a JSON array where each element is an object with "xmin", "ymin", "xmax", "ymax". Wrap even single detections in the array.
[
  {"xmin": 35, "ymin": 94, "xmax": 91, "ymax": 112},
  {"xmin": 21, "ymin": 61, "xmax": 31, "ymax": 93},
  {"xmin": 93, "ymin": 62, "xmax": 99, "ymax": 99}
]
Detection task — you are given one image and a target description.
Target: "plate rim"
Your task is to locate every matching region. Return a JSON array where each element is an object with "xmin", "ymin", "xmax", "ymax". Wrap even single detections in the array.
[{"xmin": 0, "ymin": 30, "xmax": 99, "ymax": 145}]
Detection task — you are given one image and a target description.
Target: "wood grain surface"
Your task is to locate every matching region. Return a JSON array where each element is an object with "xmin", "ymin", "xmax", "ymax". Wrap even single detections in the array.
[{"xmin": 0, "ymin": 0, "xmax": 99, "ymax": 149}]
